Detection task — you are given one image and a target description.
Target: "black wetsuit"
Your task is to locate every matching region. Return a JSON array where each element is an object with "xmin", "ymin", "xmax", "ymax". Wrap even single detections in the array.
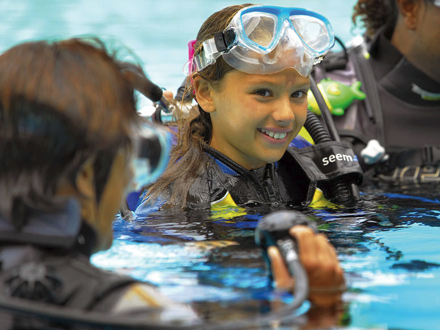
[
  {"xmin": 187, "ymin": 145, "xmax": 317, "ymax": 208},
  {"xmin": 135, "ymin": 139, "xmax": 362, "ymax": 214},
  {"xmin": 313, "ymin": 26, "xmax": 440, "ymax": 183}
]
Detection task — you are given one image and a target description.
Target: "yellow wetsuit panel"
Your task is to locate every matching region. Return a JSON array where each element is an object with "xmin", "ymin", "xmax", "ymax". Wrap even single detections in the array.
[
  {"xmin": 211, "ymin": 192, "xmax": 247, "ymax": 219},
  {"xmin": 211, "ymin": 188, "xmax": 334, "ymax": 218},
  {"xmin": 298, "ymin": 127, "xmax": 315, "ymax": 145},
  {"xmin": 309, "ymin": 188, "xmax": 336, "ymax": 209}
]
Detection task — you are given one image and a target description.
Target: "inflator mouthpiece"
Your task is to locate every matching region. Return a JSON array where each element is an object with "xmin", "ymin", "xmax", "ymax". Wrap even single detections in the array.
[
  {"xmin": 254, "ymin": 210, "xmax": 315, "ymax": 315},
  {"xmin": 255, "ymin": 210, "xmax": 317, "ymax": 250}
]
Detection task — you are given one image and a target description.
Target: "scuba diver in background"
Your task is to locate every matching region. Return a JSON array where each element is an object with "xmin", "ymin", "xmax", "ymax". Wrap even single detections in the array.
[
  {"xmin": 137, "ymin": 3, "xmax": 363, "ymax": 215},
  {"xmin": 0, "ymin": 36, "xmax": 345, "ymax": 328},
  {"xmin": 311, "ymin": 0, "xmax": 440, "ymax": 183}
]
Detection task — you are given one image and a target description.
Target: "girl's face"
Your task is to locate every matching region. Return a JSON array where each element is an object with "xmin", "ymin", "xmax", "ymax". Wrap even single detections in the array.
[{"xmin": 201, "ymin": 68, "xmax": 309, "ymax": 170}]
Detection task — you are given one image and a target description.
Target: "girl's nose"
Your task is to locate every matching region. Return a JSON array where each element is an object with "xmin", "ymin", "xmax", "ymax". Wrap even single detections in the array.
[{"xmin": 272, "ymin": 96, "xmax": 296, "ymax": 124}]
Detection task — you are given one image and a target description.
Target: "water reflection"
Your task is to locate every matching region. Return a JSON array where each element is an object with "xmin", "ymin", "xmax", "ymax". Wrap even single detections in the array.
[{"xmin": 91, "ymin": 183, "xmax": 440, "ymax": 329}]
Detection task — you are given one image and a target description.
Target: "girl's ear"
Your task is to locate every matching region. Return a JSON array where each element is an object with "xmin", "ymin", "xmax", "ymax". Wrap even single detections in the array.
[
  {"xmin": 75, "ymin": 157, "xmax": 96, "ymax": 199},
  {"xmin": 193, "ymin": 76, "xmax": 216, "ymax": 113}
]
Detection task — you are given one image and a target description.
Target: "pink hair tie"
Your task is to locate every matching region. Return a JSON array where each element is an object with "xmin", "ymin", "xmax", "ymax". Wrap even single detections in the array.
[
  {"xmin": 188, "ymin": 39, "xmax": 196, "ymax": 62},
  {"xmin": 183, "ymin": 39, "xmax": 197, "ymax": 76}
]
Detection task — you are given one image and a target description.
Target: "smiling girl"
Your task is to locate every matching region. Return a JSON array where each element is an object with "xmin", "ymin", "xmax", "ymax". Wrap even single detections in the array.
[
  {"xmin": 138, "ymin": 4, "xmax": 344, "ymax": 211},
  {"xmin": 134, "ymin": 4, "xmax": 347, "ymax": 309}
]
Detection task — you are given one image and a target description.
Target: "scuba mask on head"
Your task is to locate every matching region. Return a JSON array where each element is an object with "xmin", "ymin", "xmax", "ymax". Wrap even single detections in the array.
[{"xmin": 185, "ymin": 5, "xmax": 335, "ymax": 77}]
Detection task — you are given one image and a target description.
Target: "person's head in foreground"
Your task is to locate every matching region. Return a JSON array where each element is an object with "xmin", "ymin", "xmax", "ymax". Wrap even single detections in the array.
[
  {"xmin": 0, "ymin": 38, "xmax": 159, "ymax": 254},
  {"xmin": 146, "ymin": 4, "xmax": 335, "ymax": 206}
]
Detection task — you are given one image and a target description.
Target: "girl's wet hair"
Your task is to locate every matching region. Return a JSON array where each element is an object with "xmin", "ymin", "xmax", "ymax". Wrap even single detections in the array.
[
  {"xmin": 0, "ymin": 38, "xmax": 140, "ymax": 228},
  {"xmin": 145, "ymin": 4, "xmax": 253, "ymax": 207}
]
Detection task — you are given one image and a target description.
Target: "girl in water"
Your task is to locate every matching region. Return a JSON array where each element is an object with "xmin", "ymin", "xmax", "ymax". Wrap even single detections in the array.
[
  {"xmin": 135, "ymin": 4, "xmax": 347, "ymax": 309},
  {"xmin": 137, "ymin": 4, "xmax": 360, "ymax": 212}
]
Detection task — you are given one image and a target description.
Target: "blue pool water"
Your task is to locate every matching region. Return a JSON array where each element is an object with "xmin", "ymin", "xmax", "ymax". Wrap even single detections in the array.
[
  {"xmin": 2, "ymin": 1, "xmax": 440, "ymax": 329},
  {"xmin": 0, "ymin": 0, "xmax": 361, "ymax": 95},
  {"xmin": 91, "ymin": 186, "xmax": 440, "ymax": 329}
]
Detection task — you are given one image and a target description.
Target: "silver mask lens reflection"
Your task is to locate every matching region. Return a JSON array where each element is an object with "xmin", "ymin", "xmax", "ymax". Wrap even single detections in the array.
[{"xmin": 132, "ymin": 122, "xmax": 171, "ymax": 191}]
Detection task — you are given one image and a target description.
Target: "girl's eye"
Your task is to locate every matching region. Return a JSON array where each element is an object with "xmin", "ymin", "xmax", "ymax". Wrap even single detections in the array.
[
  {"xmin": 254, "ymin": 89, "xmax": 272, "ymax": 97},
  {"xmin": 292, "ymin": 90, "xmax": 307, "ymax": 99}
]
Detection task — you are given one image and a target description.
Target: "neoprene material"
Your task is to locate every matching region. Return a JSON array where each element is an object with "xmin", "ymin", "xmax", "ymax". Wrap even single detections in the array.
[{"xmin": 313, "ymin": 25, "xmax": 440, "ymax": 180}]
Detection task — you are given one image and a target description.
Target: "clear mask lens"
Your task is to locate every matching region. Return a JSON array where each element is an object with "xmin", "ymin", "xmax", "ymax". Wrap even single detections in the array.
[
  {"xmin": 242, "ymin": 13, "xmax": 277, "ymax": 49},
  {"xmin": 289, "ymin": 15, "xmax": 332, "ymax": 54},
  {"xmin": 131, "ymin": 122, "xmax": 171, "ymax": 191},
  {"xmin": 226, "ymin": 9, "xmax": 333, "ymax": 76}
]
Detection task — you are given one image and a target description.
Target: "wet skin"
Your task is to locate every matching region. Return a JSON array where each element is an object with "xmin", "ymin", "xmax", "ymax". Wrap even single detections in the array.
[
  {"xmin": 196, "ymin": 68, "xmax": 310, "ymax": 170},
  {"xmin": 58, "ymin": 150, "xmax": 133, "ymax": 252},
  {"xmin": 392, "ymin": 0, "xmax": 440, "ymax": 83}
]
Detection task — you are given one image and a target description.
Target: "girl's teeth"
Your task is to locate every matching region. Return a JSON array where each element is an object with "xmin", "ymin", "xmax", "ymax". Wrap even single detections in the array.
[{"xmin": 261, "ymin": 129, "xmax": 287, "ymax": 140}]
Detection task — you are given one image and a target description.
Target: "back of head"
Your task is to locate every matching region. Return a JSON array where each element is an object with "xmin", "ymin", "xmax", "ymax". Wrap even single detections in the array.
[
  {"xmin": 353, "ymin": 0, "xmax": 398, "ymax": 38},
  {"xmin": 0, "ymin": 38, "xmax": 138, "ymax": 228}
]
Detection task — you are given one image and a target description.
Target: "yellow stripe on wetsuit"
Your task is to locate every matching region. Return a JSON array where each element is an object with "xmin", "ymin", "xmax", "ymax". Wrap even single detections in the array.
[{"xmin": 211, "ymin": 188, "xmax": 335, "ymax": 217}]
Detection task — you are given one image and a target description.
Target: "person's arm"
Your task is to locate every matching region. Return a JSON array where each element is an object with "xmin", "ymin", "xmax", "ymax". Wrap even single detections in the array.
[{"xmin": 268, "ymin": 225, "xmax": 345, "ymax": 308}]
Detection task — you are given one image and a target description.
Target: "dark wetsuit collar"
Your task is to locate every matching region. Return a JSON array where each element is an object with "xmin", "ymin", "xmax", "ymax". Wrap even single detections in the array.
[
  {"xmin": 203, "ymin": 145, "xmax": 281, "ymax": 204},
  {"xmin": 203, "ymin": 145, "xmax": 277, "ymax": 177},
  {"xmin": 368, "ymin": 25, "xmax": 402, "ymax": 72},
  {"xmin": 369, "ymin": 26, "xmax": 440, "ymax": 106},
  {"xmin": 0, "ymin": 198, "xmax": 97, "ymax": 257}
]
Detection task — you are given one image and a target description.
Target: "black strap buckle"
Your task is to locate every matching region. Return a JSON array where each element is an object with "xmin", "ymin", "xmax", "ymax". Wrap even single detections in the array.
[
  {"xmin": 422, "ymin": 145, "xmax": 440, "ymax": 165},
  {"xmin": 214, "ymin": 29, "xmax": 236, "ymax": 53}
]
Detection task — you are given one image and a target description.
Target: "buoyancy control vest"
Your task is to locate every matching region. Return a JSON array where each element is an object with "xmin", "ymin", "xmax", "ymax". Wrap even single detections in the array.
[
  {"xmin": 132, "ymin": 111, "xmax": 363, "ymax": 216},
  {"xmin": 181, "ymin": 140, "xmax": 362, "ymax": 209},
  {"xmin": 312, "ymin": 26, "xmax": 440, "ymax": 183},
  {"xmin": 0, "ymin": 248, "xmax": 135, "ymax": 311},
  {"xmin": 194, "ymin": 145, "xmax": 313, "ymax": 208},
  {"xmin": 0, "ymin": 199, "xmax": 137, "ymax": 319}
]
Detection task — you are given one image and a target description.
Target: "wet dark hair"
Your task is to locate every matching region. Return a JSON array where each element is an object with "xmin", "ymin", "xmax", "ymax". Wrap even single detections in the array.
[
  {"xmin": 352, "ymin": 0, "xmax": 434, "ymax": 37},
  {"xmin": 352, "ymin": 0, "xmax": 398, "ymax": 37},
  {"xmin": 0, "ymin": 38, "xmax": 140, "ymax": 228}
]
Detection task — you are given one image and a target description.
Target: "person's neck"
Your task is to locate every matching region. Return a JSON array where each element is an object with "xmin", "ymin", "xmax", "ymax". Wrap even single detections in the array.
[
  {"xmin": 391, "ymin": 23, "xmax": 440, "ymax": 84},
  {"xmin": 0, "ymin": 198, "xmax": 97, "ymax": 258}
]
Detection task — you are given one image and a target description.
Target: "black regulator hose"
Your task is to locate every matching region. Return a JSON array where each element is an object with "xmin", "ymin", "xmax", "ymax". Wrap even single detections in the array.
[
  {"xmin": 202, "ymin": 211, "xmax": 315, "ymax": 330},
  {"xmin": 309, "ymin": 76, "xmax": 340, "ymax": 142},
  {"xmin": 305, "ymin": 76, "xmax": 360, "ymax": 207},
  {"xmin": 303, "ymin": 110, "xmax": 332, "ymax": 144}
]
